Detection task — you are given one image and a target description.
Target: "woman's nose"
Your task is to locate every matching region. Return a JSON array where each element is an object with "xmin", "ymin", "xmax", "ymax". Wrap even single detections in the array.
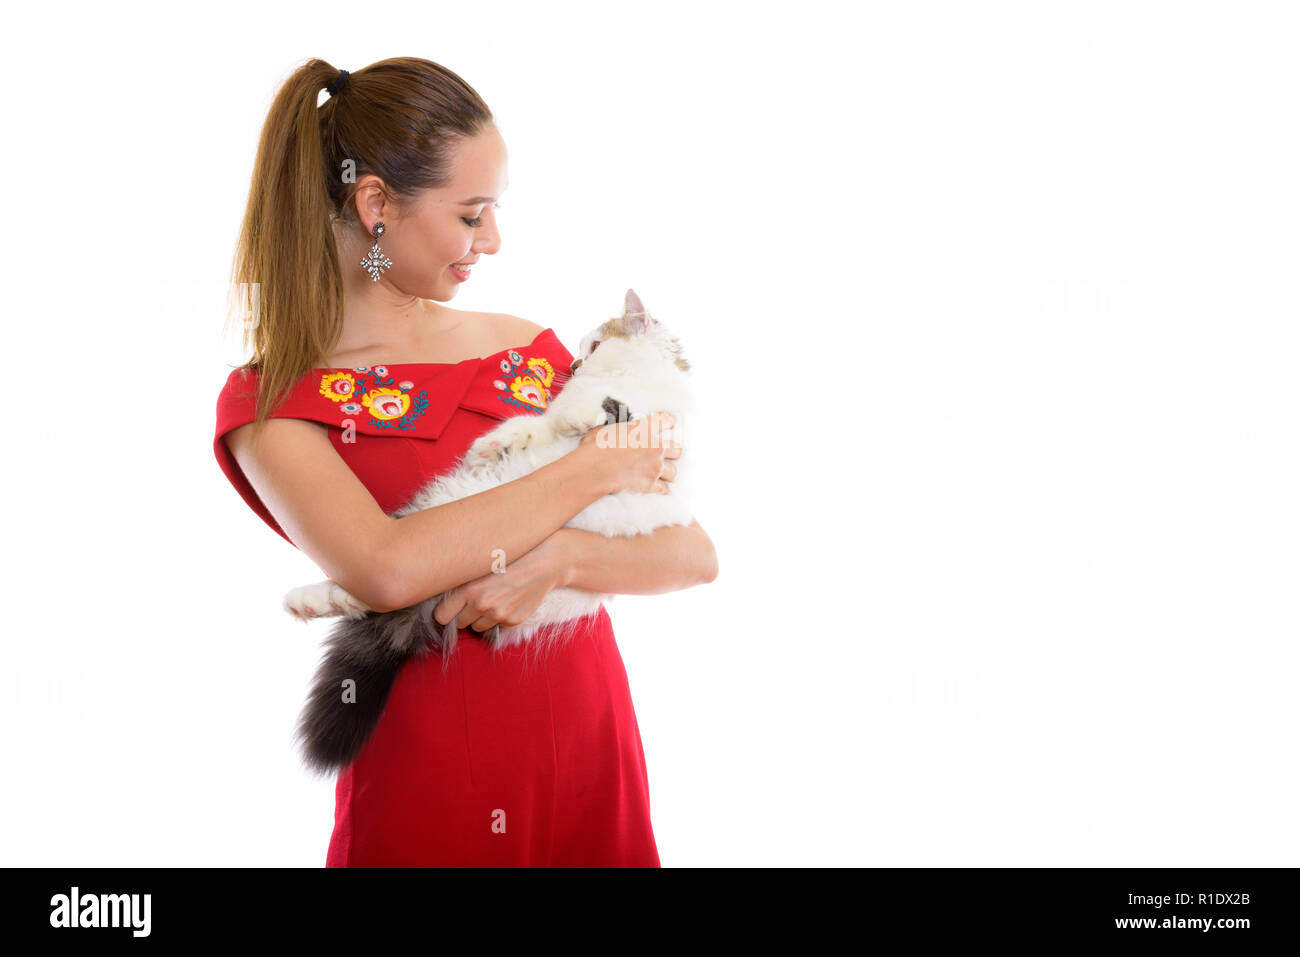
[{"xmin": 475, "ymin": 215, "xmax": 503, "ymax": 256}]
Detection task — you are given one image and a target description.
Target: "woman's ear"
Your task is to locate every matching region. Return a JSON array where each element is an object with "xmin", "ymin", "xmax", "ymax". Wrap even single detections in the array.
[{"xmin": 352, "ymin": 175, "xmax": 392, "ymax": 234}]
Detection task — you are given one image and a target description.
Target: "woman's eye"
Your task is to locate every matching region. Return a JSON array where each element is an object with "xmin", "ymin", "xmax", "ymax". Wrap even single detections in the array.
[{"xmin": 462, "ymin": 202, "xmax": 503, "ymax": 228}]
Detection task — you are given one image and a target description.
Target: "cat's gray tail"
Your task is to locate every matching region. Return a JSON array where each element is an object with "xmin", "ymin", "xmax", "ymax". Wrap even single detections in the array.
[{"xmin": 294, "ymin": 596, "xmax": 451, "ymax": 777}]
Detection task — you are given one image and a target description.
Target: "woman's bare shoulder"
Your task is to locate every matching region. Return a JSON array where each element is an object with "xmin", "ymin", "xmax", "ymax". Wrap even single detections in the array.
[
  {"xmin": 432, "ymin": 304, "xmax": 543, "ymax": 350},
  {"xmin": 488, "ymin": 311, "xmax": 546, "ymax": 344}
]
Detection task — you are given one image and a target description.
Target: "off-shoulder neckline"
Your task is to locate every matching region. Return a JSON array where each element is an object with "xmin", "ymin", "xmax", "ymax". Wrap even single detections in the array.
[{"xmin": 311, "ymin": 327, "xmax": 556, "ymax": 372}]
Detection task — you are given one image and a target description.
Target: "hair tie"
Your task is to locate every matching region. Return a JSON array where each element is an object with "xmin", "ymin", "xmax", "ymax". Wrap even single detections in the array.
[{"xmin": 327, "ymin": 70, "xmax": 350, "ymax": 96}]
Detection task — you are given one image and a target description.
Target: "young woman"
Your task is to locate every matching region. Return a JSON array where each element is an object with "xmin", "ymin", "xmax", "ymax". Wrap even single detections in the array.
[{"xmin": 213, "ymin": 57, "xmax": 717, "ymax": 867}]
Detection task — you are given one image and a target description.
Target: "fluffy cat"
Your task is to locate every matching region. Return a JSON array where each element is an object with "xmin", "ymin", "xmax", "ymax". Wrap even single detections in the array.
[{"xmin": 283, "ymin": 289, "xmax": 694, "ymax": 776}]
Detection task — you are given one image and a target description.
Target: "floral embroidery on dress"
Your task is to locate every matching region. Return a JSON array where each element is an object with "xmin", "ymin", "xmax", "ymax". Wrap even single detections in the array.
[
  {"xmin": 319, "ymin": 372, "xmax": 357, "ymax": 401},
  {"xmin": 318, "ymin": 368, "xmax": 430, "ymax": 431},
  {"xmin": 494, "ymin": 350, "xmax": 555, "ymax": 414},
  {"xmin": 526, "ymin": 357, "xmax": 554, "ymax": 387}
]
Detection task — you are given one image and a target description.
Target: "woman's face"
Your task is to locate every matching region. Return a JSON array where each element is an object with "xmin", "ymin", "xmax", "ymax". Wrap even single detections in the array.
[{"xmin": 356, "ymin": 125, "xmax": 508, "ymax": 302}]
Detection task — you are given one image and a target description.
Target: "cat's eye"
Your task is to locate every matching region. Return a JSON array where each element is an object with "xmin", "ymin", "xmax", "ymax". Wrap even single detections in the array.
[
  {"xmin": 461, "ymin": 202, "xmax": 503, "ymax": 228},
  {"xmin": 589, "ymin": 340, "xmax": 600, "ymax": 354}
]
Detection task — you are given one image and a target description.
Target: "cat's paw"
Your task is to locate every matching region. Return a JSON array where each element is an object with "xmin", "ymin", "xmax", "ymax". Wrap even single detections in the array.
[
  {"xmin": 470, "ymin": 418, "xmax": 539, "ymax": 463},
  {"xmin": 283, "ymin": 583, "xmax": 331, "ymax": 621},
  {"xmin": 329, "ymin": 582, "xmax": 373, "ymax": 619},
  {"xmin": 555, "ymin": 405, "xmax": 617, "ymax": 438},
  {"xmin": 468, "ymin": 433, "xmax": 508, "ymax": 465},
  {"xmin": 283, "ymin": 581, "xmax": 371, "ymax": 621}
]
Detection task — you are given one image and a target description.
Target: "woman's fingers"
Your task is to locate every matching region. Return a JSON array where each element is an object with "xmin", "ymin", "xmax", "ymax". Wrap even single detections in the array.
[
  {"xmin": 432, "ymin": 594, "xmax": 461, "ymax": 628},
  {"xmin": 436, "ymin": 591, "xmax": 496, "ymax": 633}
]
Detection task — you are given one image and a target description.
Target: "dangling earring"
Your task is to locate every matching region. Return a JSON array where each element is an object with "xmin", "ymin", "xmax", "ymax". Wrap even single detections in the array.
[{"xmin": 360, "ymin": 222, "xmax": 393, "ymax": 282}]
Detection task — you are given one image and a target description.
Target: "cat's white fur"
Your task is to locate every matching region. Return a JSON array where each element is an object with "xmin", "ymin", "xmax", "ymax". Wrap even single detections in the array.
[{"xmin": 282, "ymin": 291, "xmax": 693, "ymax": 650}]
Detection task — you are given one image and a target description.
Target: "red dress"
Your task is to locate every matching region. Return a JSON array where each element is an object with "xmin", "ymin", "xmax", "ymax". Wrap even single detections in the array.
[{"xmin": 213, "ymin": 328, "xmax": 660, "ymax": 867}]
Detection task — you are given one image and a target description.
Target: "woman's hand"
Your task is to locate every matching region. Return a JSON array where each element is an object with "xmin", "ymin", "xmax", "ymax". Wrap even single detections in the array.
[
  {"xmin": 576, "ymin": 410, "xmax": 682, "ymax": 495},
  {"xmin": 432, "ymin": 534, "xmax": 566, "ymax": 634}
]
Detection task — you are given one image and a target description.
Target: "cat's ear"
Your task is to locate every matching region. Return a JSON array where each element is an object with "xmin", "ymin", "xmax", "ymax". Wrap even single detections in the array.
[{"xmin": 624, "ymin": 288, "xmax": 650, "ymax": 335}]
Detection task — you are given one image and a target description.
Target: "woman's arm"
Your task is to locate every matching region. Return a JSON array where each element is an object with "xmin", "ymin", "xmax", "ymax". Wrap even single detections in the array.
[
  {"xmin": 549, "ymin": 518, "xmax": 718, "ymax": 596},
  {"xmin": 225, "ymin": 410, "xmax": 678, "ymax": 615},
  {"xmin": 225, "ymin": 417, "xmax": 616, "ymax": 614}
]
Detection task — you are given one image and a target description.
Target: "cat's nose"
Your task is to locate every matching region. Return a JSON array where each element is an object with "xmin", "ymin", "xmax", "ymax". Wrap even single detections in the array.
[{"xmin": 570, "ymin": 357, "xmax": 583, "ymax": 373}]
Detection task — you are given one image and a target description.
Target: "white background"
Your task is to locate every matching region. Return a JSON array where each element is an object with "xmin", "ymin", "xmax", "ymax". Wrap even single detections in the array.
[{"xmin": 2, "ymin": 0, "xmax": 1296, "ymax": 866}]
